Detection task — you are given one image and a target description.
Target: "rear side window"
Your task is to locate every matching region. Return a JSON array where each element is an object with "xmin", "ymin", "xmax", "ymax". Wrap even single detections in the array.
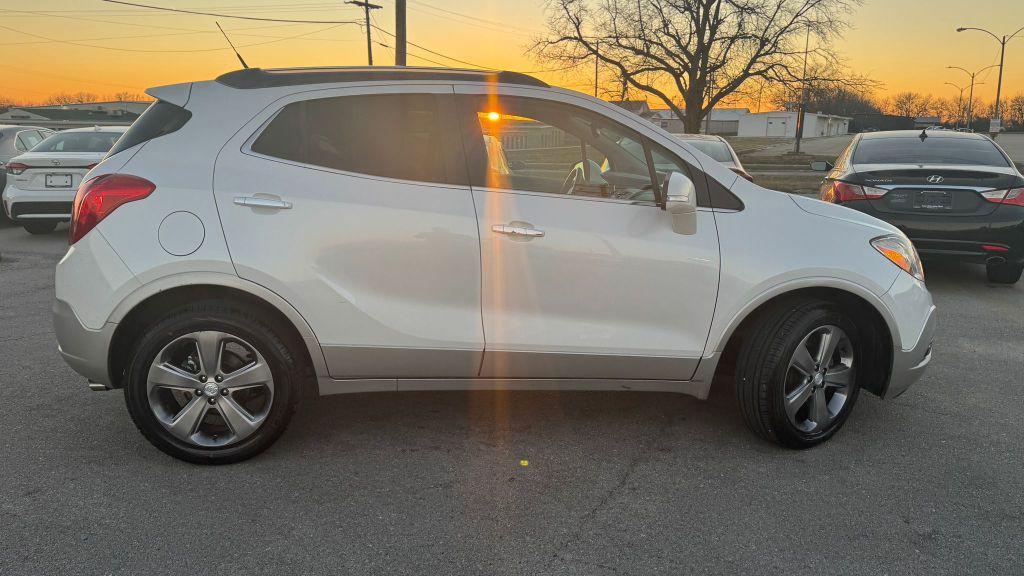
[
  {"xmin": 32, "ymin": 131, "xmax": 121, "ymax": 153},
  {"xmin": 251, "ymin": 93, "xmax": 451, "ymax": 185},
  {"xmin": 853, "ymin": 136, "xmax": 1010, "ymax": 167},
  {"xmin": 107, "ymin": 100, "xmax": 191, "ymax": 157}
]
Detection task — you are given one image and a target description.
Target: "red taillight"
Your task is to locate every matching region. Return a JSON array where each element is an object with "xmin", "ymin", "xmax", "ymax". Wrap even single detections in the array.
[
  {"xmin": 821, "ymin": 181, "xmax": 886, "ymax": 203},
  {"xmin": 70, "ymin": 174, "xmax": 155, "ymax": 245},
  {"xmin": 981, "ymin": 187, "xmax": 1024, "ymax": 207},
  {"xmin": 6, "ymin": 162, "xmax": 28, "ymax": 175}
]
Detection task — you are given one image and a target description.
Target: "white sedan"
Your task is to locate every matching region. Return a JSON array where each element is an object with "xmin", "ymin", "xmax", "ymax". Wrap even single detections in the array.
[{"xmin": 2, "ymin": 126, "xmax": 127, "ymax": 234}]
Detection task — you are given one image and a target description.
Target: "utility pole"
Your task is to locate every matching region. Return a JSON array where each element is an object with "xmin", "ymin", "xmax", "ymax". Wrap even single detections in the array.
[
  {"xmin": 395, "ymin": 0, "xmax": 406, "ymax": 66},
  {"xmin": 793, "ymin": 23, "xmax": 811, "ymax": 154},
  {"xmin": 347, "ymin": 0, "xmax": 382, "ymax": 66},
  {"xmin": 957, "ymin": 26, "xmax": 1024, "ymax": 138},
  {"xmin": 593, "ymin": 41, "xmax": 599, "ymax": 97}
]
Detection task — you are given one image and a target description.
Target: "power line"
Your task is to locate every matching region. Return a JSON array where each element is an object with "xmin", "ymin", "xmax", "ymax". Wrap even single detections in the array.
[
  {"xmin": 99, "ymin": 0, "xmax": 360, "ymax": 24},
  {"xmin": 0, "ymin": 22, "xmax": 345, "ymax": 54},
  {"xmin": 0, "ymin": 24, "xmax": 356, "ymax": 47},
  {"xmin": 369, "ymin": 23, "xmax": 487, "ymax": 69}
]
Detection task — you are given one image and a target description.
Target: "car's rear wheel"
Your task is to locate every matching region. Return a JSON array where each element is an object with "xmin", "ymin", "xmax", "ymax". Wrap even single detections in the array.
[
  {"xmin": 735, "ymin": 300, "xmax": 861, "ymax": 448},
  {"xmin": 986, "ymin": 262, "xmax": 1023, "ymax": 284},
  {"xmin": 23, "ymin": 221, "xmax": 58, "ymax": 234},
  {"xmin": 124, "ymin": 300, "xmax": 300, "ymax": 464}
]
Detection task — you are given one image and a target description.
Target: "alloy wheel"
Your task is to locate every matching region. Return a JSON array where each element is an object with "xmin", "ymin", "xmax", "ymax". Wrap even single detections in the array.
[
  {"xmin": 783, "ymin": 325, "xmax": 855, "ymax": 433},
  {"xmin": 147, "ymin": 331, "xmax": 275, "ymax": 447}
]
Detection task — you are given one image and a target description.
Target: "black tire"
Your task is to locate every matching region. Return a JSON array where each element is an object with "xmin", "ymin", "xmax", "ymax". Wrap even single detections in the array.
[
  {"xmin": 23, "ymin": 221, "xmax": 58, "ymax": 234},
  {"xmin": 986, "ymin": 262, "xmax": 1023, "ymax": 284},
  {"xmin": 735, "ymin": 299, "xmax": 862, "ymax": 448},
  {"xmin": 124, "ymin": 300, "xmax": 301, "ymax": 464}
]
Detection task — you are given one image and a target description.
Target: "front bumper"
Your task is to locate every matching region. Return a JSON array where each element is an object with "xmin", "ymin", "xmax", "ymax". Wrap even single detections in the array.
[
  {"xmin": 881, "ymin": 271, "xmax": 937, "ymax": 398},
  {"xmin": 886, "ymin": 305, "xmax": 936, "ymax": 398}
]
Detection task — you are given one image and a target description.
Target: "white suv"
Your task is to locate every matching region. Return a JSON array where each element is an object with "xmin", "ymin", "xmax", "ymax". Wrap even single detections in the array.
[{"xmin": 54, "ymin": 67, "xmax": 936, "ymax": 463}]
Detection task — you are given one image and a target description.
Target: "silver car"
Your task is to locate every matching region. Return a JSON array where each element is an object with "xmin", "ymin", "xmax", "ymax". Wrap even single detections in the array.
[{"xmin": 53, "ymin": 67, "xmax": 935, "ymax": 463}]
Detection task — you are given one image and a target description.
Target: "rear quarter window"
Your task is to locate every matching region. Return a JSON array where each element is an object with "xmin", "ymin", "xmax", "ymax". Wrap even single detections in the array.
[{"xmin": 107, "ymin": 100, "xmax": 191, "ymax": 157}]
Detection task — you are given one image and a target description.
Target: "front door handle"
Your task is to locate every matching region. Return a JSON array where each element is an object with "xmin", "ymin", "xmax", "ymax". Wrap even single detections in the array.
[
  {"xmin": 233, "ymin": 196, "xmax": 292, "ymax": 210},
  {"xmin": 492, "ymin": 224, "xmax": 544, "ymax": 238}
]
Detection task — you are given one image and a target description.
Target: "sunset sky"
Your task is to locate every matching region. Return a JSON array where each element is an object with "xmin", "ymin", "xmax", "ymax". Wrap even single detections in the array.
[{"xmin": 1, "ymin": 0, "xmax": 1022, "ymax": 107}]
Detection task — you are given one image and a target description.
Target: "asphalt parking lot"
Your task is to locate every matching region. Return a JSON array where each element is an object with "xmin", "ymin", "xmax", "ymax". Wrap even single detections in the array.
[{"xmin": 1, "ymin": 220, "xmax": 1022, "ymax": 576}]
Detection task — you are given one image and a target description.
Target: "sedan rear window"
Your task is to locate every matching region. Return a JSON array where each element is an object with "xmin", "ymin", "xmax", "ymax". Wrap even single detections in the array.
[
  {"xmin": 31, "ymin": 131, "xmax": 122, "ymax": 153},
  {"xmin": 853, "ymin": 137, "xmax": 1010, "ymax": 167},
  {"xmin": 684, "ymin": 139, "xmax": 734, "ymax": 163}
]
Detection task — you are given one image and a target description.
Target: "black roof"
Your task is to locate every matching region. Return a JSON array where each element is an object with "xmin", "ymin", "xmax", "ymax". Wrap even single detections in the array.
[{"xmin": 216, "ymin": 67, "xmax": 549, "ymax": 89}]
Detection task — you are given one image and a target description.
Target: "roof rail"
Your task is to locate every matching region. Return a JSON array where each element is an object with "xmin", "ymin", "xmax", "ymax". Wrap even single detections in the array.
[{"xmin": 215, "ymin": 67, "xmax": 549, "ymax": 89}]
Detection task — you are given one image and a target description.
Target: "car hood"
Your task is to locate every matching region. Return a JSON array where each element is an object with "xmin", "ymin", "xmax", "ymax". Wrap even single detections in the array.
[{"xmin": 788, "ymin": 194, "xmax": 902, "ymax": 237}]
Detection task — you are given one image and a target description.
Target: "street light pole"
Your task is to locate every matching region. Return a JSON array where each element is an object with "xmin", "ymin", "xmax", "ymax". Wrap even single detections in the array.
[
  {"xmin": 948, "ymin": 65, "xmax": 998, "ymax": 130},
  {"xmin": 956, "ymin": 26, "xmax": 1024, "ymax": 137},
  {"xmin": 944, "ymin": 81, "xmax": 965, "ymax": 129}
]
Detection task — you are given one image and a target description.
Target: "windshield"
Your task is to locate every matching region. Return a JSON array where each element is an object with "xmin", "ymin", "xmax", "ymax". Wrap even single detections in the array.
[
  {"xmin": 31, "ymin": 131, "xmax": 122, "ymax": 153},
  {"xmin": 853, "ymin": 136, "xmax": 1010, "ymax": 167},
  {"xmin": 684, "ymin": 139, "xmax": 735, "ymax": 163}
]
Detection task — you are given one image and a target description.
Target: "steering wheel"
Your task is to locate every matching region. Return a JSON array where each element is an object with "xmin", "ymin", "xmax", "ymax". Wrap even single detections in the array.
[{"xmin": 559, "ymin": 164, "xmax": 584, "ymax": 195}]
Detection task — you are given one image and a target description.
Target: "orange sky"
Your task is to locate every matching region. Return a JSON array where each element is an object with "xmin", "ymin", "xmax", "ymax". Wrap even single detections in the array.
[{"xmin": 1, "ymin": 0, "xmax": 1022, "ymax": 107}]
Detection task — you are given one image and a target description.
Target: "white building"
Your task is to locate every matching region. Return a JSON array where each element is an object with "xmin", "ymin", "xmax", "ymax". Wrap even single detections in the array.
[
  {"xmin": 737, "ymin": 111, "xmax": 850, "ymax": 138},
  {"xmin": 648, "ymin": 108, "xmax": 750, "ymax": 135}
]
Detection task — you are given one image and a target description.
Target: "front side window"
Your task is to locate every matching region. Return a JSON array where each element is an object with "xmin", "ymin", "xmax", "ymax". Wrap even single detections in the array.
[
  {"xmin": 462, "ymin": 95, "xmax": 685, "ymax": 204},
  {"xmin": 31, "ymin": 131, "xmax": 121, "ymax": 153},
  {"xmin": 252, "ymin": 93, "xmax": 452, "ymax": 185}
]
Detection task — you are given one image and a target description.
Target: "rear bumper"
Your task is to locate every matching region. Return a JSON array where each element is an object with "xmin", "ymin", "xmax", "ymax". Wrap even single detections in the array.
[
  {"xmin": 2, "ymin": 184, "xmax": 75, "ymax": 221},
  {"xmin": 845, "ymin": 201, "xmax": 1024, "ymax": 265},
  {"xmin": 53, "ymin": 299, "xmax": 115, "ymax": 387}
]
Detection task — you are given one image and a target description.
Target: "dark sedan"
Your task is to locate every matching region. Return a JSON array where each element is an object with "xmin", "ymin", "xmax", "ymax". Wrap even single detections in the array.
[{"xmin": 813, "ymin": 130, "xmax": 1024, "ymax": 284}]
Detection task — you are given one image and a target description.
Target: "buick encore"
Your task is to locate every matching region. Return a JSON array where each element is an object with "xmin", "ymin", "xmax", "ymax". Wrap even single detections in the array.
[{"xmin": 53, "ymin": 67, "xmax": 936, "ymax": 463}]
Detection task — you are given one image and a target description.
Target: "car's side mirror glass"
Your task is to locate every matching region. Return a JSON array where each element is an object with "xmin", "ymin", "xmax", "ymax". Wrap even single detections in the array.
[
  {"xmin": 663, "ymin": 171, "xmax": 697, "ymax": 235},
  {"xmin": 810, "ymin": 161, "xmax": 834, "ymax": 172}
]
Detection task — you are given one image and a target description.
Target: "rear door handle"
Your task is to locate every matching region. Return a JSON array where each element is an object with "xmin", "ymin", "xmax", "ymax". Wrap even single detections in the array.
[
  {"xmin": 233, "ymin": 196, "xmax": 292, "ymax": 210},
  {"xmin": 491, "ymin": 224, "xmax": 544, "ymax": 238}
]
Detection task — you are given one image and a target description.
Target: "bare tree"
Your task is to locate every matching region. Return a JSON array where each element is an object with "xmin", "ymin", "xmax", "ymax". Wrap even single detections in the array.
[
  {"xmin": 534, "ymin": 0, "xmax": 863, "ymax": 133},
  {"xmin": 885, "ymin": 91, "xmax": 933, "ymax": 118},
  {"xmin": 44, "ymin": 92, "xmax": 100, "ymax": 105}
]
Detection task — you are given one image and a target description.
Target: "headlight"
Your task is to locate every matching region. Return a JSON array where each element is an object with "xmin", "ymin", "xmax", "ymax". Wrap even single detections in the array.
[{"xmin": 872, "ymin": 235, "xmax": 924, "ymax": 281}]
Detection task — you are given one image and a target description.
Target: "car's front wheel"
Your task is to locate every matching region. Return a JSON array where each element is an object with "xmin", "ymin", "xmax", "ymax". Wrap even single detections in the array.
[
  {"xmin": 23, "ymin": 221, "xmax": 58, "ymax": 234},
  {"xmin": 124, "ymin": 300, "xmax": 301, "ymax": 464},
  {"xmin": 986, "ymin": 261, "xmax": 1023, "ymax": 284},
  {"xmin": 735, "ymin": 300, "xmax": 861, "ymax": 448}
]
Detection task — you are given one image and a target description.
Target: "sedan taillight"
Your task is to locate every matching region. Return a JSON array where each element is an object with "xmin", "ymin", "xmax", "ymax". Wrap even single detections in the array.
[
  {"xmin": 70, "ymin": 174, "xmax": 155, "ymax": 245},
  {"xmin": 6, "ymin": 162, "xmax": 28, "ymax": 175},
  {"xmin": 980, "ymin": 187, "xmax": 1024, "ymax": 207},
  {"xmin": 820, "ymin": 181, "xmax": 887, "ymax": 203}
]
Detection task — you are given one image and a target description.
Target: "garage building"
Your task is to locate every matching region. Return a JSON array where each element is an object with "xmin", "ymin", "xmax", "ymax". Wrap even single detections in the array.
[{"xmin": 737, "ymin": 111, "xmax": 850, "ymax": 138}]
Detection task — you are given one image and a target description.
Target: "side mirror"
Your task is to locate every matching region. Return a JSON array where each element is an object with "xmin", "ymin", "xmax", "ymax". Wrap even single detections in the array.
[
  {"xmin": 810, "ymin": 161, "xmax": 834, "ymax": 172},
  {"xmin": 663, "ymin": 171, "xmax": 697, "ymax": 235}
]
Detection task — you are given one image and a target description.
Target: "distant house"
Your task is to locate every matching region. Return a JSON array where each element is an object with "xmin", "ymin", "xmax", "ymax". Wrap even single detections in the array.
[
  {"xmin": 737, "ymin": 111, "xmax": 850, "ymax": 138},
  {"xmin": 914, "ymin": 116, "xmax": 941, "ymax": 129},
  {"xmin": 0, "ymin": 100, "xmax": 149, "ymax": 129},
  {"xmin": 610, "ymin": 100, "xmax": 656, "ymax": 119}
]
